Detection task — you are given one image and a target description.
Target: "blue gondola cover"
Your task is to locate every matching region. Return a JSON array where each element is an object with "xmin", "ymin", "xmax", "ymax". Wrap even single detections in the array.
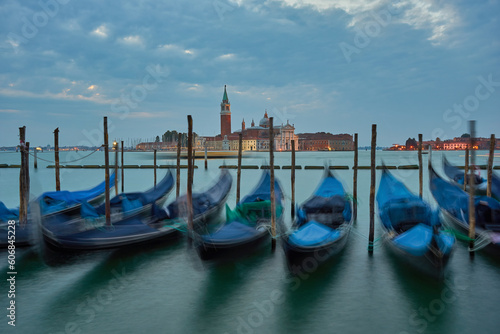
[{"xmin": 289, "ymin": 221, "xmax": 340, "ymax": 247}]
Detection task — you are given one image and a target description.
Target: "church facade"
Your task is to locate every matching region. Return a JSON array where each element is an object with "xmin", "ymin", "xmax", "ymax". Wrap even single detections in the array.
[{"xmin": 205, "ymin": 86, "xmax": 299, "ymax": 151}]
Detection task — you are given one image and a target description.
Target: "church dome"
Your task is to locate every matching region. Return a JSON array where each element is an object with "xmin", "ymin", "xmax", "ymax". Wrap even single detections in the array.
[{"xmin": 259, "ymin": 110, "xmax": 269, "ymax": 128}]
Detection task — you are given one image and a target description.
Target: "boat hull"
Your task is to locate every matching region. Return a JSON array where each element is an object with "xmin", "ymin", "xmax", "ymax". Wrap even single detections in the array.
[
  {"xmin": 440, "ymin": 209, "xmax": 500, "ymax": 257},
  {"xmin": 283, "ymin": 228, "xmax": 350, "ymax": 270}
]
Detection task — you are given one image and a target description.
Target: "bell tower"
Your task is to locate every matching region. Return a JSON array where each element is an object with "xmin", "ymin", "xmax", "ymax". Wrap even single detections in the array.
[{"xmin": 220, "ymin": 85, "xmax": 231, "ymax": 137}]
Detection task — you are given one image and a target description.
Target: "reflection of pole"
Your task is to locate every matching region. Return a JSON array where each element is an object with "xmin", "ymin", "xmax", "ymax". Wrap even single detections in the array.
[
  {"xmin": 236, "ymin": 133, "xmax": 243, "ymax": 204},
  {"xmin": 54, "ymin": 128, "xmax": 60, "ymax": 191},
  {"xmin": 487, "ymin": 134, "xmax": 495, "ymax": 198},
  {"xmin": 418, "ymin": 134, "xmax": 423, "ymax": 198},
  {"xmin": 368, "ymin": 124, "xmax": 376, "ymax": 253},
  {"xmin": 468, "ymin": 120, "xmax": 476, "ymax": 257},
  {"xmin": 270, "ymin": 117, "xmax": 276, "ymax": 251},
  {"xmin": 353, "ymin": 133, "xmax": 358, "ymax": 221},
  {"xmin": 104, "ymin": 117, "xmax": 111, "ymax": 227}
]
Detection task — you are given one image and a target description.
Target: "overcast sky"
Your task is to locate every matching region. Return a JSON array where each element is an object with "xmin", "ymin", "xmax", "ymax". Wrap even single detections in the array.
[{"xmin": 1, "ymin": 0, "xmax": 499, "ymax": 147}]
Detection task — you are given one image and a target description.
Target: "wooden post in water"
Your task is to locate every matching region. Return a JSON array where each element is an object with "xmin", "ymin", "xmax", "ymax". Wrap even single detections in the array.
[
  {"xmin": 114, "ymin": 141, "xmax": 119, "ymax": 195},
  {"xmin": 34, "ymin": 147, "xmax": 38, "ymax": 169},
  {"xmin": 54, "ymin": 128, "xmax": 60, "ymax": 191},
  {"xmin": 291, "ymin": 139, "xmax": 296, "ymax": 219},
  {"xmin": 368, "ymin": 124, "xmax": 376, "ymax": 253},
  {"xmin": 269, "ymin": 117, "xmax": 276, "ymax": 250},
  {"xmin": 154, "ymin": 149, "xmax": 157, "ymax": 188},
  {"xmin": 236, "ymin": 133, "xmax": 243, "ymax": 204},
  {"xmin": 204, "ymin": 142, "xmax": 208, "ymax": 170},
  {"xmin": 18, "ymin": 127, "xmax": 29, "ymax": 227},
  {"xmin": 468, "ymin": 120, "xmax": 476, "ymax": 256},
  {"xmin": 192, "ymin": 149, "xmax": 195, "ymax": 185},
  {"xmin": 187, "ymin": 116, "xmax": 194, "ymax": 234},
  {"xmin": 121, "ymin": 140, "xmax": 124, "ymax": 193},
  {"xmin": 176, "ymin": 133, "xmax": 181, "ymax": 198},
  {"xmin": 353, "ymin": 133, "xmax": 358, "ymax": 221},
  {"xmin": 418, "ymin": 134, "xmax": 423, "ymax": 198},
  {"xmin": 103, "ymin": 117, "xmax": 111, "ymax": 227},
  {"xmin": 487, "ymin": 134, "xmax": 495, "ymax": 198},
  {"xmin": 464, "ymin": 147, "xmax": 469, "ymax": 191}
]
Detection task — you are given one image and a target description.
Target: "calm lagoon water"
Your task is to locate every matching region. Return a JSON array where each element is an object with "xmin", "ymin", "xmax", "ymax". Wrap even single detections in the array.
[{"xmin": 1, "ymin": 150, "xmax": 500, "ymax": 334}]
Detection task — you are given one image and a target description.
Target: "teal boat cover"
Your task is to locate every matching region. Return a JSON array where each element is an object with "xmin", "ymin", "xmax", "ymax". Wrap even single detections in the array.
[
  {"xmin": 288, "ymin": 221, "xmax": 340, "ymax": 247},
  {"xmin": 393, "ymin": 224, "xmax": 433, "ymax": 256}
]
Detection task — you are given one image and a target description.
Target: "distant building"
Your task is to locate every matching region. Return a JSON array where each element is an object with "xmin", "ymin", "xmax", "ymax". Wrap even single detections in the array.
[
  {"xmin": 298, "ymin": 132, "xmax": 353, "ymax": 151},
  {"xmin": 204, "ymin": 86, "xmax": 299, "ymax": 151}
]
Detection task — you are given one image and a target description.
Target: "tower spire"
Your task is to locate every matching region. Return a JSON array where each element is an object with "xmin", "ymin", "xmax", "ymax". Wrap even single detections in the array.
[{"xmin": 222, "ymin": 85, "xmax": 229, "ymax": 103}]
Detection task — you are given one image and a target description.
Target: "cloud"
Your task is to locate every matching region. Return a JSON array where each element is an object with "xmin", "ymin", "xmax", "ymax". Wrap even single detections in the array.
[
  {"xmin": 91, "ymin": 24, "xmax": 109, "ymax": 38},
  {"xmin": 0, "ymin": 109, "xmax": 21, "ymax": 113},
  {"xmin": 264, "ymin": 0, "xmax": 459, "ymax": 44},
  {"xmin": 119, "ymin": 35, "xmax": 144, "ymax": 46},
  {"xmin": 216, "ymin": 53, "xmax": 237, "ymax": 61}
]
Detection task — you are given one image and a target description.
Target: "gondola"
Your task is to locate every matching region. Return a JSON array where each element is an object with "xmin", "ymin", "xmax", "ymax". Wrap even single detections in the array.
[
  {"xmin": 165, "ymin": 169, "xmax": 233, "ymax": 233},
  {"xmin": 377, "ymin": 168, "xmax": 455, "ymax": 277},
  {"xmin": 282, "ymin": 170, "xmax": 352, "ymax": 269},
  {"xmin": 443, "ymin": 156, "xmax": 500, "ymax": 201},
  {"xmin": 430, "ymin": 164, "xmax": 500, "ymax": 257},
  {"xmin": 195, "ymin": 170, "xmax": 284, "ymax": 260},
  {"xmin": 41, "ymin": 171, "xmax": 175, "ymax": 250},
  {"xmin": 1, "ymin": 174, "xmax": 115, "ymax": 248}
]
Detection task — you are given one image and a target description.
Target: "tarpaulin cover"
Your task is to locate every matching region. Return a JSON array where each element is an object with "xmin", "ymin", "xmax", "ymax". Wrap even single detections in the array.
[
  {"xmin": 430, "ymin": 167, "xmax": 500, "ymax": 228},
  {"xmin": 377, "ymin": 169, "xmax": 434, "ymax": 229},
  {"xmin": 288, "ymin": 221, "xmax": 340, "ymax": 247},
  {"xmin": 167, "ymin": 169, "xmax": 232, "ymax": 218},
  {"xmin": 443, "ymin": 156, "xmax": 485, "ymax": 186},
  {"xmin": 393, "ymin": 224, "xmax": 433, "ymax": 256},
  {"xmin": 297, "ymin": 171, "xmax": 351, "ymax": 225},
  {"xmin": 201, "ymin": 221, "xmax": 259, "ymax": 243},
  {"xmin": 436, "ymin": 232, "xmax": 456, "ymax": 255},
  {"xmin": 95, "ymin": 171, "xmax": 173, "ymax": 214},
  {"xmin": 239, "ymin": 170, "xmax": 283, "ymax": 205},
  {"xmin": 0, "ymin": 202, "xmax": 18, "ymax": 222},
  {"xmin": 40, "ymin": 173, "xmax": 116, "ymax": 214}
]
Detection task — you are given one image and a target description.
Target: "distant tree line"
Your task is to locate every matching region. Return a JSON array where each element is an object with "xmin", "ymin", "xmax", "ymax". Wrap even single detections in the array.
[{"xmin": 161, "ymin": 130, "xmax": 198, "ymax": 147}]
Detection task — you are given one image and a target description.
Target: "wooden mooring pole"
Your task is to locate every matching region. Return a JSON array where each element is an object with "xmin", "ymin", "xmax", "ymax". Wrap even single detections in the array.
[
  {"xmin": 418, "ymin": 133, "xmax": 423, "ymax": 198},
  {"xmin": 468, "ymin": 120, "xmax": 476, "ymax": 257},
  {"xmin": 353, "ymin": 133, "xmax": 358, "ymax": 221},
  {"xmin": 187, "ymin": 116, "xmax": 194, "ymax": 234},
  {"xmin": 236, "ymin": 133, "xmax": 243, "ymax": 204},
  {"xmin": 114, "ymin": 141, "xmax": 119, "ymax": 195},
  {"xmin": 121, "ymin": 140, "xmax": 124, "ymax": 193},
  {"xmin": 34, "ymin": 147, "xmax": 38, "ymax": 169},
  {"xmin": 291, "ymin": 139, "xmax": 296, "ymax": 219},
  {"xmin": 54, "ymin": 127, "xmax": 60, "ymax": 191},
  {"xmin": 487, "ymin": 134, "xmax": 495, "ymax": 198},
  {"xmin": 464, "ymin": 146, "xmax": 469, "ymax": 191},
  {"xmin": 176, "ymin": 133, "xmax": 181, "ymax": 198},
  {"xmin": 154, "ymin": 149, "xmax": 157, "ymax": 188},
  {"xmin": 204, "ymin": 142, "xmax": 208, "ymax": 170},
  {"xmin": 103, "ymin": 117, "xmax": 111, "ymax": 227},
  {"xmin": 192, "ymin": 149, "xmax": 195, "ymax": 185},
  {"xmin": 269, "ymin": 117, "xmax": 276, "ymax": 250},
  {"xmin": 368, "ymin": 125, "xmax": 376, "ymax": 253},
  {"xmin": 19, "ymin": 127, "xmax": 29, "ymax": 227}
]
